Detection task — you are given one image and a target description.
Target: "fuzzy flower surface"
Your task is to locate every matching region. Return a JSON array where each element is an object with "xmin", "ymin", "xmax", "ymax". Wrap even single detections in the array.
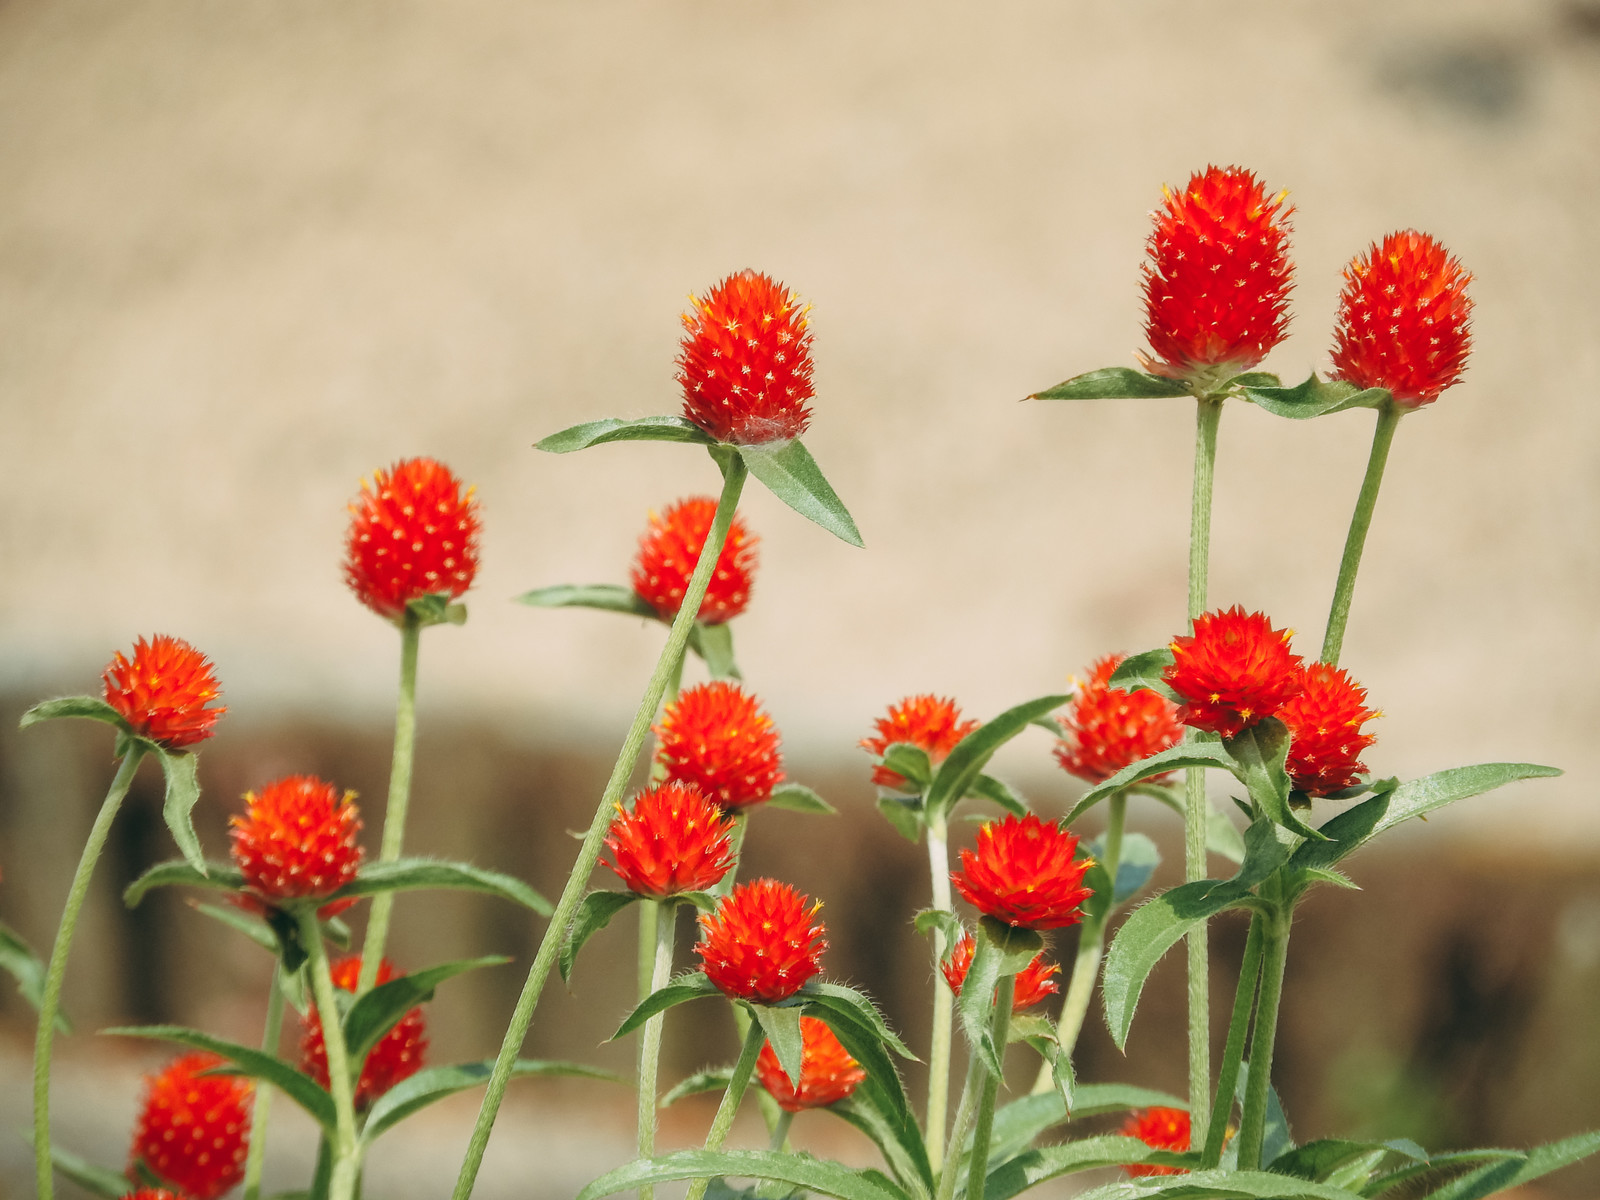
[
  {"xmin": 951, "ymin": 814, "xmax": 1094, "ymax": 931},
  {"xmin": 630, "ymin": 496, "xmax": 758, "ymax": 625},
  {"xmin": 655, "ymin": 681, "xmax": 784, "ymax": 812},
  {"xmin": 1055, "ymin": 655, "xmax": 1183, "ymax": 783},
  {"xmin": 1280, "ymin": 664, "xmax": 1379, "ymax": 797},
  {"xmin": 1141, "ymin": 166, "xmax": 1293, "ymax": 386},
  {"xmin": 677, "ymin": 269, "xmax": 815, "ymax": 444},
  {"xmin": 940, "ymin": 931, "xmax": 1061, "ymax": 1011},
  {"xmin": 301, "ymin": 956, "xmax": 428, "ymax": 1109},
  {"xmin": 229, "ymin": 775, "xmax": 363, "ymax": 902},
  {"xmin": 697, "ymin": 878, "xmax": 826, "ymax": 1004},
  {"xmin": 102, "ymin": 635, "xmax": 225, "ymax": 750},
  {"xmin": 1122, "ymin": 1106, "xmax": 1192, "ymax": 1177},
  {"xmin": 1330, "ymin": 230, "xmax": 1473, "ymax": 409},
  {"xmin": 344, "ymin": 457, "xmax": 481, "ymax": 622},
  {"xmin": 604, "ymin": 782, "xmax": 736, "ymax": 898},
  {"xmin": 1164, "ymin": 606, "xmax": 1304, "ymax": 738},
  {"xmin": 859, "ymin": 694, "xmax": 980, "ymax": 791},
  {"xmin": 754, "ymin": 1015, "xmax": 866, "ymax": 1111},
  {"xmin": 128, "ymin": 1052, "xmax": 252, "ymax": 1200}
]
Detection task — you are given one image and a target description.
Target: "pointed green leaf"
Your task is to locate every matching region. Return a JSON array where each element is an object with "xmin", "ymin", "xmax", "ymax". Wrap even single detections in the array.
[
  {"xmin": 877, "ymin": 743, "xmax": 933, "ymax": 792},
  {"xmin": 876, "ymin": 796, "xmax": 923, "ymax": 843},
  {"xmin": 662, "ymin": 1067, "xmax": 735, "ymax": 1108},
  {"xmin": 800, "ymin": 981, "xmax": 915, "ymax": 1059},
  {"xmin": 124, "ymin": 859, "xmax": 244, "ymax": 907},
  {"xmin": 560, "ymin": 891, "xmax": 641, "ymax": 983},
  {"xmin": 1244, "ymin": 374, "xmax": 1389, "ymax": 420},
  {"xmin": 514, "ymin": 583, "xmax": 657, "ymax": 618},
  {"xmin": 362, "ymin": 1057, "xmax": 623, "ymax": 1143},
  {"xmin": 925, "ymin": 694, "xmax": 1070, "ymax": 824},
  {"xmin": 753, "ymin": 1002, "xmax": 805, "ymax": 1087},
  {"xmin": 613, "ymin": 972, "xmax": 722, "ymax": 1040},
  {"xmin": 956, "ymin": 918, "xmax": 1043, "ymax": 1075},
  {"xmin": 828, "ymin": 1091, "xmax": 934, "ymax": 1198},
  {"xmin": 537, "ymin": 414, "xmax": 716, "ymax": 453},
  {"xmin": 980, "ymin": 1135, "xmax": 1163, "ymax": 1200},
  {"xmin": 738, "ymin": 439, "xmax": 863, "ymax": 547},
  {"xmin": 988, "ymin": 1086, "xmax": 1187, "ymax": 1163},
  {"xmin": 1, "ymin": 920, "xmax": 68, "ymax": 1031},
  {"xmin": 1031, "ymin": 368, "xmax": 1190, "ymax": 400},
  {"xmin": 913, "ymin": 909, "xmax": 963, "ymax": 946},
  {"xmin": 1226, "ymin": 371, "xmax": 1283, "ymax": 390},
  {"xmin": 576, "ymin": 1149, "xmax": 910, "ymax": 1200},
  {"xmin": 332, "ymin": 858, "xmax": 552, "ymax": 915},
  {"xmin": 692, "ymin": 620, "xmax": 741, "ymax": 680},
  {"xmin": 1071, "ymin": 1169, "xmax": 1371, "ymax": 1200},
  {"xmin": 49, "ymin": 1145, "xmax": 129, "ymax": 1198},
  {"xmin": 344, "ymin": 957, "xmax": 507, "ymax": 1070},
  {"xmin": 192, "ymin": 901, "xmax": 279, "ymax": 954},
  {"xmin": 1269, "ymin": 1138, "xmax": 1422, "ymax": 1184},
  {"xmin": 966, "ymin": 774, "xmax": 1029, "ymax": 817},
  {"xmin": 406, "ymin": 593, "xmax": 468, "ymax": 628},
  {"xmin": 767, "ymin": 782, "xmax": 836, "ymax": 815},
  {"xmin": 155, "ymin": 750, "xmax": 207, "ymax": 874},
  {"xmin": 1228, "ymin": 719, "xmax": 1322, "ymax": 841},
  {"xmin": 1414, "ymin": 1131, "xmax": 1600, "ymax": 1200},
  {"xmin": 1107, "ymin": 648, "xmax": 1180, "ymax": 701},
  {"xmin": 1066, "ymin": 740, "xmax": 1238, "ymax": 825},
  {"xmin": 1359, "ymin": 1149, "xmax": 1523, "ymax": 1197},
  {"xmin": 20, "ymin": 695, "xmax": 131, "ymax": 733}
]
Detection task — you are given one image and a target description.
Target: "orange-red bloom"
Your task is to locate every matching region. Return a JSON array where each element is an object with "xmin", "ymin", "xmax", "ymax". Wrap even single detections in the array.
[
  {"xmin": 677, "ymin": 270, "xmax": 815, "ymax": 445},
  {"xmin": 102, "ymin": 635, "xmax": 225, "ymax": 750},
  {"xmin": 1163, "ymin": 607, "xmax": 1304, "ymax": 738},
  {"xmin": 940, "ymin": 931, "xmax": 1061, "ymax": 1011},
  {"xmin": 229, "ymin": 775, "xmax": 363, "ymax": 902},
  {"xmin": 655, "ymin": 681, "xmax": 784, "ymax": 812},
  {"xmin": 1122, "ymin": 1106, "xmax": 1191, "ymax": 1177},
  {"xmin": 1330, "ymin": 230, "xmax": 1473, "ymax": 409},
  {"xmin": 301, "ymin": 956, "xmax": 428, "ymax": 1109},
  {"xmin": 754, "ymin": 1015, "xmax": 866, "ymax": 1111},
  {"xmin": 951, "ymin": 814, "xmax": 1093, "ymax": 931},
  {"xmin": 697, "ymin": 878, "xmax": 826, "ymax": 1004},
  {"xmin": 630, "ymin": 496, "xmax": 758, "ymax": 625},
  {"xmin": 119, "ymin": 1191, "xmax": 185, "ymax": 1200},
  {"xmin": 1280, "ymin": 663, "xmax": 1379, "ymax": 797},
  {"xmin": 604, "ymin": 782, "xmax": 736, "ymax": 898},
  {"xmin": 1055, "ymin": 655, "xmax": 1183, "ymax": 783},
  {"xmin": 344, "ymin": 457, "xmax": 481, "ymax": 622},
  {"xmin": 859, "ymin": 695, "xmax": 980, "ymax": 791},
  {"xmin": 128, "ymin": 1052, "xmax": 251, "ymax": 1200},
  {"xmin": 1141, "ymin": 166, "xmax": 1294, "ymax": 386}
]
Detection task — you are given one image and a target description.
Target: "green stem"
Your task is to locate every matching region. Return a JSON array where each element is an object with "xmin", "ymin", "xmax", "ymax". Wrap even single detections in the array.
[
  {"xmin": 965, "ymin": 975, "xmax": 1014, "ymax": 1200},
  {"xmin": 768, "ymin": 1110, "xmax": 794, "ymax": 1152},
  {"xmin": 1202, "ymin": 914, "xmax": 1265, "ymax": 1167},
  {"xmin": 636, "ymin": 901, "xmax": 659, "ymax": 1007},
  {"xmin": 924, "ymin": 815, "xmax": 955, "ymax": 1171},
  {"xmin": 452, "ymin": 455, "xmax": 748, "ymax": 1200},
  {"xmin": 647, "ymin": 644, "xmax": 688, "ymax": 785},
  {"xmin": 936, "ymin": 1049, "xmax": 982, "ymax": 1200},
  {"xmin": 358, "ymin": 613, "xmax": 422, "ymax": 995},
  {"xmin": 684, "ymin": 1016, "xmax": 766, "ymax": 1200},
  {"xmin": 635, "ymin": 900, "xmax": 677, "ymax": 1200},
  {"xmin": 33, "ymin": 747, "xmax": 143, "ymax": 1200},
  {"xmin": 1321, "ymin": 402, "xmax": 1402, "ymax": 666},
  {"xmin": 1236, "ymin": 906, "xmax": 1291, "ymax": 1169},
  {"xmin": 243, "ymin": 964, "xmax": 287, "ymax": 1200},
  {"xmin": 299, "ymin": 908, "xmax": 361, "ymax": 1200}
]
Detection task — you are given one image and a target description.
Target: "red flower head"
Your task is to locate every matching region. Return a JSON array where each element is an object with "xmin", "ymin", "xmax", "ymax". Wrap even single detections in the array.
[
  {"xmin": 229, "ymin": 775, "xmax": 363, "ymax": 903},
  {"xmin": 1140, "ymin": 166, "xmax": 1294, "ymax": 387},
  {"xmin": 677, "ymin": 270, "xmax": 815, "ymax": 445},
  {"xmin": 859, "ymin": 695, "xmax": 980, "ymax": 791},
  {"xmin": 951, "ymin": 814, "xmax": 1094, "ymax": 932},
  {"xmin": 754, "ymin": 1015, "xmax": 867, "ymax": 1112},
  {"xmin": 1280, "ymin": 663, "xmax": 1380, "ymax": 797},
  {"xmin": 1122, "ymin": 1106, "xmax": 1192, "ymax": 1177},
  {"xmin": 1330, "ymin": 230, "xmax": 1473, "ymax": 409},
  {"xmin": 630, "ymin": 496, "xmax": 758, "ymax": 625},
  {"xmin": 344, "ymin": 457, "xmax": 481, "ymax": 622},
  {"xmin": 697, "ymin": 878, "xmax": 826, "ymax": 1004},
  {"xmin": 604, "ymin": 782, "xmax": 736, "ymax": 898},
  {"xmin": 119, "ymin": 1191, "xmax": 186, "ymax": 1200},
  {"xmin": 940, "ymin": 931, "xmax": 1061, "ymax": 1011},
  {"xmin": 300, "ymin": 956, "xmax": 428, "ymax": 1109},
  {"xmin": 1163, "ymin": 606, "xmax": 1305, "ymax": 738},
  {"xmin": 1055, "ymin": 655, "xmax": 1183, "ymax": 783},
  {"xmin": 102, "ymin": 635, "xmax": 225, "ymax": 750},
  {"xmin": 655, "ymin": 681, "xmax": 784, "ymax": 812},
  {"xmin": 128, "ymin": 1052, "xmax": 252, "ymax": 1200}
]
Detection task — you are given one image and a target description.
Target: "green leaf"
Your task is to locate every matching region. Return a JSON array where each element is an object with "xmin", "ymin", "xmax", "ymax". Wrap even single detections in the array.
[
  {"xmin": 1071, "ymin": 1169, "xmax": 1371, "ymax": 1200},
  {"xmin": 1228, "ymin": 719, "xmax": 1322, "ymax": 842},
  {"xmin": 575, "ymin": 1150, "xmax": 909, "ymax": 1200},
  {"xmin": 738, "ymin": 439, "xmax": 863, "ymax": 548},
  {"xmin": 560, "ymin": 891, "xmax": 641, "ymax": 983},
  {"xmin": 1244, "ymin": 374, "xmax": 1389, "ymax": 420},
  {"xmin": 514, "ymin": 583, "xmax": 657, "ymax": 618},
  {"xmin": 753, "ymin": 1002, "xmax": 805, "ymax": 1086},
  {"xmin": 799, "ymin": 981, "xmax": 915, "ymax": 1059},
  {"xmin": 879, "ymin": 743, "xmax": 934, "ymax": 792},
  {"xmin": 1066, "ymin": 740, "xmax": 1238, "ymax": 825},
  {"xmin": 362, "ymin": 1057, "xmax": 622, "ymax": 1143},
  {"xmin": 0, "ymin": 920, "xmax": 68, "ymax": 1031},
  {"xmin": 155, "ymin": 750, "xmax": 207, "ymax": 874},
  {"xmin": 1359, "ymin": 1150, "xmax": 1523, "ymax": 1197},
  {"xmin": 956, "ymin": 918, "xmax": 1043, "ymax": 1076},
  {"xmin": 876, "ymin": 796, "xmax": 924, "ymax": 843},
  {"xmin": 614, "ymin": 972, "xmax": 722, "ymax": 1040},
  {"xmin": 344, "ymin": 957, "xmax": 507, "ymax": 1071},
  {"xmin": 49, "ymin": 1145, "xmax": 129, "ymax": 1198},
  {"xmin": 20, "ymin": 695, "xmax": 131, "ymax": 733},
  {"xmin": 406, "ymin": 593, "xmax": 468, "ymax": 628},
  {"xmin": 828, "ymin": 1092, "xmax": 934, "ymax": 1199},
  {"xmin": 767, "ymin": 782, "xmax": 836, "ymax": 815},
  {"xmin": 1226, "ymin": 371, "xmax": 1283, "ymax": 390},
  {"xmin": 1235, "ymin": 1062, "xmax": 1294, "ymax": 1165},
  {"xmin": 1031, "ymin": 368, "xmax": 1190, "ymax": 401},
  {"xmin": 537, "ymin": 414, "xmax": 716, "ymax": 453},
  {"xmin": 191, "ymin": 901, "xmax": 279, "ymax": 954},
  {"xmin": 981, "ymin": 1135, "xmax": 1163, "ymax": 1200},
  {"xmin": 966, "ymin": 774, "xmax": 1029, "ymax": 817},
  {"xmin": 333, "ymin": 858, "xmax": 552, "ymax": 915},
  {"xmin": 1107, "ymin": 648, "xmax": 1179, "ymax": 701},
  {"xmin": 987, "ymin": 1086, "xmax": 1187, "ymax": 1163},
  {"xmin": 924, "ymin": 695, "xmax": 1070, "ymax": 825},
  {"xmin": 124, "ymin": 859, "xmax": 245, "ymax": 907},
  {"xmin": 662, "ymin": 1067, "xmax": 734, "ymax": 1108},
  {"xmin": 692, "ymin": 620, "xmax": 741, "ymax": 680},
  {"xmin": 1084, "ymin": 832, "xmax": 1160, "ymax": 911},
  {"xmin": 1415, "ymin": 1131, "xmax": 1600, "ymax": 1200},
  {"xmin": 1269, "ymin": 1139, "xmax": 1423, "ymax": 1184},
  {"xmin": 913, "ymin": 909, "xmax": 963, "ymax": 946}
]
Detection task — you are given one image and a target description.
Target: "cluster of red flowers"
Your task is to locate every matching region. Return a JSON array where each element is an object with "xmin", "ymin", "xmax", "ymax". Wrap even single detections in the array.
[
  {"xmin": 102, "ymin": 635, "xmax": 225, "ymax": 751},
  {"xmin": 604, "ymin": 782, "xmax": 736, "ymax": 898},
  {"xmin": 859, "ymin": 694, "xmax": 979, "ymax": 791},
  {"xmin": 300, "ymin": 956, "xmax": 428, "ymax": 1109},
  {"xmin": 753, "ymin": 1016, "xmax": 866, "ymax": 1112},
  {"xmin": 343, "ymin": 456, "xmax": 481, "ymax": 622},
  {"xmin": 654, "ymin": 681, "xmax": 785, "ymax": 812},
  {"xmin": 951, "ymin": 814, "xmax": 1094, "ymax": 932},
  {"xmin": 941, "ymin": 931, "xmax": 1060, "ymax": 1011},
  {"xmin": 1055, "ymin": 655, "xmax": 1182, "ymax": 783},
  {"xmin": 127, "ymin": 1052, "xmax": 252, "ymax": 1200},
  {"xmin": 631, "ymin": 497, "xmax": 758, "ymax": 624}
]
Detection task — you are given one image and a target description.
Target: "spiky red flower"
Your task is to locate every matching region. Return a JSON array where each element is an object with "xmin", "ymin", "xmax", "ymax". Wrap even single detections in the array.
[
  {"xmin": 697, "ymin": 878, "xmax": 826, "ymax": 1003},
  {"xmin": 940, "ymin": 931, "xmax": 1061, "ymax": 1011},
  {"xmin": 119, "ymin": 1190, "xmax": 186, "ymax": 1200},
  {"xmin": 1163, "ymin": 607, "xmax": 1304, "ymax": 738},
  {"xmin": 630, "ymin": 496, "xmax": 758, "ymax": 625},
  {"xmin": 859, "ymin": 695, "xmax": 980, "ymax": 791},
  {"xmin": 301, "ymin": 956, "xmax": 428, "ymax": 1109},
  {"xmin": 128, "ymin": 1052, "xmax": 251, "ymax": 1200},
  {"xmin": 951, "ymin": 814, "xmax": 1094, "ymax": 931},
  {"xmin": 229, "ymin": 775, "xmax": 363, "ymax": 902},
  {"xmin": 1280, "ymin": 664, "xmax": 1380, "ymax": 797},
  {"xmin": 1055, "ymin": 655, "xmax": 1183, "ymax": 783},
  {"xmin": 344, "ymin": 457, "xmax": 481, "ymax": 622},
  {"xmin": 1330, "ymin": 230, "xmax": 1473, "ymax": 409},
  {"xmin": 102, "ymin": 635, "xmax": 225, "ymax": 750},
  {"xmin": 1122, "ymin": 1106, "xmax": 1191, "ymax": 1177},
  {"xmin": 754, "ymin": 1015, "xmax": 866, "ymax": 1112},
  {"xmin": 655, "ymin": 681, "xmax": 784, "ymax": 812},
  {"xmin": 604, "ymin": 782, "xmax": 736, "ymax": 898},
  {"xmin": 677, "ymin": 270, "xmax": 815, "ymax": 445},
  {"xmin": 1140, "ymin": 166, "xmax": 1294, "ymax": 387}
]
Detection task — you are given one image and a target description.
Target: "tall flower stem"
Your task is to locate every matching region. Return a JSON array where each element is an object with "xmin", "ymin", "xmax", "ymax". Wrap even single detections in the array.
[
  {"xmin": 937, "ymin": 1048, "xmax": 983, "ymax": 1200},
  {"xmin": 453, "ymin": 456, "xmax": 749, "ymax": 1200},
  {"xmin": 33, "ymin": 747, "xmax": 143, "ymax": 1200},
  {"xmin": 964, "ymin": 975, "xmax": 1015, "ymax": 1200},
  {"xmin": 243, "ymin": 964, "xmax": 287, "ymax": 1200},
  {"xmin": 635, "ymin": 900, "xmax": 677, "ymax": 1200},
  {"xmin": 924, "ymin": 814, "xmax": 955, "ymax": 1170},
  {"xmin": 768, "ymin": 1110, "xmax": 794, "ymax": 1152},
  {"xmin": 358, "ymin": 612, "xmax": 422, "ymax": 995},
  {"xmin": 1321, "ymin": 402, "xmax": 1402, "ymax": 666},
  {"xmin": 1202, "ymin": 914, "xmax": 1265, "ymax": 1167},
  {"xmin": 1236, "ymin": 901, "xmax": 1291, "ymax": 1169},
  {"xmin": 684, "ymin": 1017, "xmax": 766, "ymax": 1200},
  {"xmin": 298, "ymin": 908, "xmax": 361, "ymax": 1200}
]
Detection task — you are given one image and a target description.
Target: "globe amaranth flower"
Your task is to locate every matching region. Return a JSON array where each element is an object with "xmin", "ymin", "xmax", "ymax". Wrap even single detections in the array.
[
  {"xmin": 301, "ymin": 956, "xmax": 427, "ymax": 1109},
  {"xmin": 128, "ymin": 1052, "xmax": 251, "ymax": 1200},
  {"xmin": 1140, "ymin": 166, "xmax": 1293, "ymax": 387},
  {"xmin": 344, "ymin": 457, "xmax": 481, "ymax": 622},
  {"xmin": 1055, "ymin": 655, "xmax": 1182, "ymax": 783},
  {"xmin": 859, "ymin": 694, "xmax": 980, "ymax": 791},
  {"xmin": 1330, "ymin": 230, "xmax": 1472, "ymax": 409},
  {"xmin": 119, "ymin": 1190, "xmax": 185, "ymax": 1200},
  {"xmin": 1122, "ymin": 1106, "xmax": 1191, "ymax": 1178},
  {"xmin": 1280, "ymin": 663, "xmax": 1379, "ymax": 797},
  {"xmin": 1163, "ymin": 606, "xmax": 1304, "ymax": 738},
  {"xmin": 103, "ymin": 635, "xmax": 225, "ymax": 750},
  {"xmin": 677, "ymin": 269, "xmax": 815, "ymax": 444},
  {"xmin": 630, "ymin": 496, "xmax": 758, "ymax": 625},
  {"xmin": 229, "ymin": 775, "xmax": 363, "ymax": 904},
  {"xmin": 655, "ymin": 681, "xmax": 784, "ymax": 812},
  {"xmin": 940, "ymin": 931, "xmax": 1061, "ymax": 1011},
  {"xmin": 604, "ymin": 782, "xmax": 736, "ymax": 898},
  {"xmin": 697, "ymin": 878, "xmax": 826, "ymax": 1004},
  {"xmin": 754, "ymin": 1015, "xmax": 866, "ymax": 1111},
  {"xmin": 951, "ymin": 814, "xmax": 1094, "ymax": 931}
]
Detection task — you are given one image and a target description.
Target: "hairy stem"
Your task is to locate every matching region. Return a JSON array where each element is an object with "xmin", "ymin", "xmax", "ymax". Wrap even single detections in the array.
[
  {"xmin": 635, "ymin": 900, "xmax": 677, "ymax": 1200},
  {"xmin": 936, "ymin": 1041, "xmax": 982, "ymax": 1200},
  {"xmin": 924, "ymin": 815, "xmax": 955, "ymax": 1170},
  {"xmin": 1322, "ymin": 402, "xmax": 1402, "ymax": 666},
  {"xmin": 768, "ymin": 1110, "xmax": 794, "ymax": 1153},
  {"xmin": 684, "ymin": 1016, "xmax": 766, "ymax": 1200},
  {"xmin": 965, "ymin": 974, "xmax": 1015, "ymax": 1200},
  {"xmin": 1236, "ymin": 907, "xmax": 1291, "ymax": 1169},
  {"xmin": 242, "ymin": 964, "xmax": 287, "ymax": 1200},
  {"xmin": 300, "ymin": 908, "xmax": 361, "ymax": 1200},
  {"xmin": 1203, "ymin": 914, "xmax": 1265, "ymax": 1167}
]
